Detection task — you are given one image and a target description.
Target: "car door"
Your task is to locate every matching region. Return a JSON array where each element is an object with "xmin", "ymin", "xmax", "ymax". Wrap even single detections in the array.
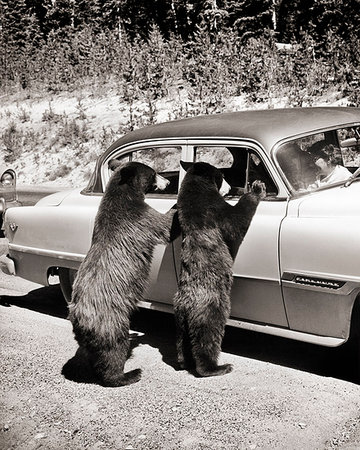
[
  {"xmin": 280, "ymin": 188, "xmax": 360, "ymax": 340},
  {"xmin": 102, "ymin": 141, "xmax": 186, "ymax": 304},
  {"xmin": 175, "ymin": 140, "xmax": 289, "ymax": 327}
]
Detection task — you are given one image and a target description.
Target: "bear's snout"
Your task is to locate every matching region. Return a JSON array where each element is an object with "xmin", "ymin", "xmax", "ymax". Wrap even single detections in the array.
[
  {"xmin": 219, "ymin": 178, "xmax": 231, "ymax": 196},
  {"xmin": 154, "ymin": 174, "xmax": 170, "ymax": 191}
]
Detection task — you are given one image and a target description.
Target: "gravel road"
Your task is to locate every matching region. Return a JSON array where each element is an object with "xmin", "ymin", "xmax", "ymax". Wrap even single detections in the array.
[{"xmin": 1, "ymin": 240, "xmax": 360, "ymax": 449}]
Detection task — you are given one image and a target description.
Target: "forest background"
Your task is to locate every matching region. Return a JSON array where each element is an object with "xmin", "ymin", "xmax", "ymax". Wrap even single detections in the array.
[{"xmin": 1, "ymin": 0, "xmax": 360, "ymax": 186}]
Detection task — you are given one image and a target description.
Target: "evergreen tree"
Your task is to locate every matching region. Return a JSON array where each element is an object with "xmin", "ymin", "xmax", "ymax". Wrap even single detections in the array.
[
  {"xmin": 200, "ymin": 0, "xmax": 229, "ymax": 33},
  {"xmin": 100, "ymin": 0, "xmax": 149, "ymax": 39},
  {"xmin": 26, "ymin": 0, "xmax": 47, "ymax": 35},
  {"xmin": 277, "ymin": 0, "xmax": 360, "ymax": 47},
  {"xmin": 43, "ymin": 0, "xmax": 74, "ymax": 34},
  {"xmin": 228, "ymin": 0, "xmax": 273, "ymax": 40},
  {"xmin": 0, "ymin": 0, "xmax": 41, "ymax": 86},
  {"xmin": 1, "ymin": 0, "xmax": 40, "ymax": 48},
  {"xmin": 73, "ymin": 0, "xmax": 102, "ymax": 30},
  {"xmin": 310, "ymin": 0, "xmax": 360, "ymax": 44}
]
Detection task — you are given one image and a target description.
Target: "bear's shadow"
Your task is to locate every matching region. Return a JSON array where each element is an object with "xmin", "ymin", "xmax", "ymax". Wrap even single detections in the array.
[
  {"xmin": 132, "ymin": 308, "xmax": 360, "ymax": 384},
  {"xmin": 1, "ymin": 287, "xmax": 145, "ymax": 385},
  {"xmin": 61, "ymin": 339, "xmax": 141, "ymax": 385},
  {"xmin": 131, "ymin": 309, "xmax": 180, "ymax": 371}
]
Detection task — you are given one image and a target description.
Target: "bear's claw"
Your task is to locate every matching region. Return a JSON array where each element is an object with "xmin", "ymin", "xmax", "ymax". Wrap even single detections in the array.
[
  {"xmin": 100, "ymin": 368, "xmax": 142, "ymax": 387},
  {"xmin": 196, "ymin": 363, "xmax": 233, "ymax": 377},
  {"xmin": 251, "ymin": 180, "xmax": 266, "ymax": 198}
]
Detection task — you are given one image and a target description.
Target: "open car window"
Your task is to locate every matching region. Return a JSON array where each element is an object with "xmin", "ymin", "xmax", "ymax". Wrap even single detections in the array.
[
  {"xmin": 106, "ymin": 146, "xmax": 182, "ymax": 195},
  {"xmin": 276, "ymin": 127, "xmax": 360, "ymax": 194},
  {"xmin": 194, "ymin": 145, "xmax": 278, "ymax": 197}
]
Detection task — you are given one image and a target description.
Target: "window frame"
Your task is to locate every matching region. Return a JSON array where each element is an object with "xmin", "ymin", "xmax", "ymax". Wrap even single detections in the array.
[
  {"xmin": 101, "ymin": 140, "xmax": 188, "ymax": 196},
  {"xmin": 187, "ymin": 139, "xmax": 281, "ymax": 199}
]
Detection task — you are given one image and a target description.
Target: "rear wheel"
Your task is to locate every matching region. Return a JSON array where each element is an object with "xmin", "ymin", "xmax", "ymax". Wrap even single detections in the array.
[{"xmin": 59, "ymin": 268, "xmax": 78, "ymax": 303}]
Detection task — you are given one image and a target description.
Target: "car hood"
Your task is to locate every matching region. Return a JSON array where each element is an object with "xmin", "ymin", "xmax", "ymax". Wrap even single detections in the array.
[{"xmin": 297, "ymin": 181, "xmax": 360, "ymax": 217}]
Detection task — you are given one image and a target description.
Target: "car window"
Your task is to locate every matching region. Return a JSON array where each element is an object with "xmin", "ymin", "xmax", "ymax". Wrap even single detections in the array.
[
  {"xmin": 194, "ymin": 145, "xmax": 278, "ymax": 197},
  {"xmin": 337, "ymin": 126, "xmax": 360, "ymax": 169},
  {"xmin": 107, "ymin": 146, "xmax": 182, "ymax": 195},
  {"xmin": 195, "ymin": 146, "xmax": 234, "ymax": 168},
  {"xmin": 276, "ymin": 129, "xmax": 359, "ymax": 193}
]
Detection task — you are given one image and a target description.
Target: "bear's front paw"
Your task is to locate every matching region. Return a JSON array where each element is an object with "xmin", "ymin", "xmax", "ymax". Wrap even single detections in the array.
[{"xmin": 251, "ymin": 180, "xmax": 266, "ymax": 199}]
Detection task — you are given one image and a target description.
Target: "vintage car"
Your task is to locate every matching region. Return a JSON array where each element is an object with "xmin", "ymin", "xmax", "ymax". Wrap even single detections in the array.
[
  {"xmin": 3, "ymin": 107, "xmax": 360, "ymax": 359},
  {"xmin": 0, "ymin": 169, "xmax": 66, "ymax": 236}
]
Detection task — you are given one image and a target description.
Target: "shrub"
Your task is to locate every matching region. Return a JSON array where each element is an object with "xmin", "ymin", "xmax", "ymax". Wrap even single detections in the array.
[
  {"xmin": 1, "ymin": 122, "xmax": 23, "ymax": 163},
  {"xmin": 42, "ymin": 103, "xmax": 61, "ymax": 123},
  {"xmin": 57, "ymin": 117, "xmax": 89, "ymax": 147},
  {"xmin": 48, "ymin": 164, "xmax": 72, "ymax": 181},
  {"xmin": 17, "ymin": 106, "xmax": 30, "ymax": 123}
]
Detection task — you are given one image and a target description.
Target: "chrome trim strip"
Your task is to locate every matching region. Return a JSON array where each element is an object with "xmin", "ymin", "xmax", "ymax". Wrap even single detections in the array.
[
  {"xmin": 137, "ymin": 300, "xmax": 345, "ymax": 347},
  {"xmin": 233, "ymin": 274, "xmax": 280, "ymax": 283},
  {"xmin": 226, "ymin": 318, "xmax": 345, "ymax": 347},
  {"xmin": 9, "ymin": 243, "xmax": 85, "ymax": 262},
  {"xmin": 138, "ymin": 300, "xmax": 174, "ymax": 314}
]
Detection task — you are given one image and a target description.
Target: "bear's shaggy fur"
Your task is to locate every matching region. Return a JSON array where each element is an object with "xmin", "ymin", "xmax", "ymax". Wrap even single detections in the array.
[
  {"xmin": 67, "ymin": 161, "xmax": 177, "ymax": 387},
  {"xmin": 174, "ymin": 162, "xmax": 265, "ymax": 377}
]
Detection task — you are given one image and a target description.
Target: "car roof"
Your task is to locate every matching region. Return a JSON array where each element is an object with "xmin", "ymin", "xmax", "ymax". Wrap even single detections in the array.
[
  {"xmin": 104, "ymin": 107, "xmax": 360, "ymax": 156},
  {"xmin": 86, "ymin": 107, "xmax": 360, "ymax": 194}
]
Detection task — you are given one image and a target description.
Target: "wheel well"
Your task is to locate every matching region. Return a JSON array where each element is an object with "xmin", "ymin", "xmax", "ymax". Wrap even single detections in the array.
[{"xmin": 47, "ymin": 266, "xmax": 59, "ymax": 277}]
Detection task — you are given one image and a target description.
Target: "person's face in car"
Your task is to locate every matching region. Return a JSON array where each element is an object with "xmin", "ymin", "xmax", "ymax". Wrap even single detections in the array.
[{"xmin": 315, "ymin": 157, "xmax": 333, "ymax": 176}]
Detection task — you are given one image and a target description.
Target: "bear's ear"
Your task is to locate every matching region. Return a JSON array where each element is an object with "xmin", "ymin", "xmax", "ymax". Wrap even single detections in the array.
[
  {"xmin": 108, "ymin": 159, "xmax": 122, "ymax": 171},
  {"xmin": 180, "ymin": 160, "xmax": 194, "ymax": 172}
]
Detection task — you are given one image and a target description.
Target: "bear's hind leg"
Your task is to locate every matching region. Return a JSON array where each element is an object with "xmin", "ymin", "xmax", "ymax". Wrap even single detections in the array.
[
  {"xmin": 190, "ymin": 320, "xmax": 233, "ymax": 378},
  {"xmin": 175, "ymin": 308, "xmax": 194, "ymax": 370},
  {"xmin": 93, "ymin": 339, "xmax": 142, "ymax": 387}
]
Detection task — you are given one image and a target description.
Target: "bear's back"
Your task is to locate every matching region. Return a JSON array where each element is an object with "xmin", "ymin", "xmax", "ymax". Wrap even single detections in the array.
[{"xmin": 177, "ymin": 174, "xmax": 228, "ymax": 232}]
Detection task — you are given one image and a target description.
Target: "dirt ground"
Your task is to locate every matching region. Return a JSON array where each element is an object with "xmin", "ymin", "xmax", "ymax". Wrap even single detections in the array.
[{"xmin": 2, "ymin": 254, "xmax": 360, "ymax": 449}]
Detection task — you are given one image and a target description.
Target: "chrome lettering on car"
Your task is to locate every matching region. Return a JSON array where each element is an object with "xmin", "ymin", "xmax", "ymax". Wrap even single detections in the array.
[{"xmin": 283, "ymin": 273, "xmax": 345, "ymax": 289}]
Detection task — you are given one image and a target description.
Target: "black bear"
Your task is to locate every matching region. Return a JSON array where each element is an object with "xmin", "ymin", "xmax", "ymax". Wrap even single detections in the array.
[
  {"xmin": 174, "ymin": 161, "xmax": 265, "ymax": 377},
  {"xmin": 66, "ymin": 161, "xmax": 177, "ymax": 387}
]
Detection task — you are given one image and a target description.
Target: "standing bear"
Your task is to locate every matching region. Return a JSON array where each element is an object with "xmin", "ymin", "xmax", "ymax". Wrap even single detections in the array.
[
  {"xmin": 174, "ymin": 161, "xmax": 266, "ymax": 377},
  {"xmin": 66, "ymin": 161, "xmax": 177, "ymax": 387}
]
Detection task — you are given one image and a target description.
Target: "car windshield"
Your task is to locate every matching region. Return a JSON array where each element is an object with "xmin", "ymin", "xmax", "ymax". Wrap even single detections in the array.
[{"xmin": 275, "ymin": 126, "xmax": 360, "ymax": 193}]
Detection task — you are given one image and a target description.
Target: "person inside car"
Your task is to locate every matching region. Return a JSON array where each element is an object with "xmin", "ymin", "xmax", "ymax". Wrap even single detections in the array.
[{"xmin": 308, "ymin": 144, "xmax": 352, "ymax": 189}]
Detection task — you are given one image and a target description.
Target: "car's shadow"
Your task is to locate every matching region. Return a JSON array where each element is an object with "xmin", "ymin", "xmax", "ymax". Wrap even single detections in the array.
[
  {"xmin": 132, "ymin": 308, "xmax": 360, "ymax": 384},
  {"xmin": 1, "ymin": 285, "xmax": 359, "ymax": 384}
]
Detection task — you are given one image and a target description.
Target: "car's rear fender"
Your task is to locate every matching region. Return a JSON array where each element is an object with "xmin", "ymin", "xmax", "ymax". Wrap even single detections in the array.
[{"xmin": 4, "ymin": 192, "xmax": 101, "ymax": 284}]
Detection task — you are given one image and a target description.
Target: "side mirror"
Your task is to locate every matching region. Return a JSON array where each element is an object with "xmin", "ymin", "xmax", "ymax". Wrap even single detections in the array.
[{"xmin": 0, "ymin": 169, "xmax": 17, "ymax": 203}]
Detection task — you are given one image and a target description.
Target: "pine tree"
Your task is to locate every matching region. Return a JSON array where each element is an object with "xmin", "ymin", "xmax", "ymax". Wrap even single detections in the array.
[
  {"xmin": 277, "ymin": 0, "xmax": 360, "ymax": 46},
  {"xmin": 228, "ymin": 0, "xmax": 273, "ymax": 40},
  {"xmin": 1, "ymin": 0, "xmax": 40, "ymax": 48},
  {"xmin": 43, "ymin": 0, "xmax": 73, "ymax": 33},
  {"xmin": 0, "ymin": 0, "xmax": 41, "ymax": 86},
  {"xmin": 100, "ymin": 0, "xmax": 149, "ymax": 39}
]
